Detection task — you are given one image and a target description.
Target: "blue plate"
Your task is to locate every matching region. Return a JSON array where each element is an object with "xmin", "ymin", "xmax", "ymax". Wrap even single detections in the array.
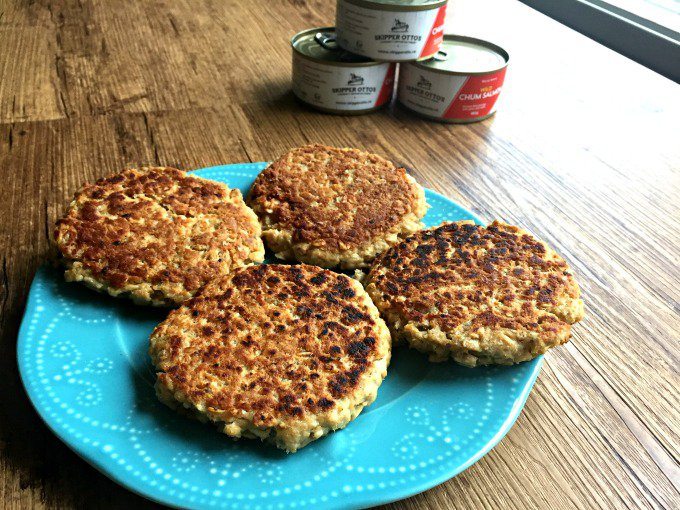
[{"xmin": 18, "ymin": 163, "xmax": 542, "ymax": 510}]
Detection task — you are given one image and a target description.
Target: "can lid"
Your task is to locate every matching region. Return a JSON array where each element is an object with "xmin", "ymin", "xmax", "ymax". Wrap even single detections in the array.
[
  {"xmin": 292, "ymin": 28, "xmax": 373, "ymax": 64},
  {"xmin": 417, "ymin": 35, "xmax": 509, "ymax": 74},
  {"xmin": 342, "ymin": 0, "xmax": 447, "ymax": 10}
]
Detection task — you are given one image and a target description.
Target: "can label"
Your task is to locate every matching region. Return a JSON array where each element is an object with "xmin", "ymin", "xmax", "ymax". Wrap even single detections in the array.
[
  {"xmin": 292, "ymin": 55, "xmax": 395, "ymax": 112},
  {"xmin": 336, "ymin": 0, "xmax": 446, "ymax": 61},
  {"xmin": 398, "ymin": 63, "xmax": 506, "ymax": 121}
]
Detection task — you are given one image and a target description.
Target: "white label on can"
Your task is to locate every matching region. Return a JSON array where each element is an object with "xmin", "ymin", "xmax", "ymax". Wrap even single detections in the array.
[
  {"xmin": 398, "ymin": 64, "xmax": 467, "ymax": 117},
  {"xmin": 398, "ymin": 63, "xmax": 507, "ymax": 120},
  {"xmin": 336, "ymin": 0, "xmax": 446, "ymax": 61},
  {"xmin": 292, "ymin": 55, "xmax": 395, "ymax": 111}
]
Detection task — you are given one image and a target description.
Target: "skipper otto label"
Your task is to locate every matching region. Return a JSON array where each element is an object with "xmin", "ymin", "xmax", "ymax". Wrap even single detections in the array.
[
  {"xmin": 398, "ymin": 64, "xmax": 507, "ymax": 122},
  {"xmin": 396, "ymin": 35, "xmax": 509, "ymax": 123},
  {"xmin": 336, "ymin": 0, "xmax": 447, "ymax": 61},
  {"xmin": 292, "ymin": 58, "xmax": 395, "ymax": 113}
]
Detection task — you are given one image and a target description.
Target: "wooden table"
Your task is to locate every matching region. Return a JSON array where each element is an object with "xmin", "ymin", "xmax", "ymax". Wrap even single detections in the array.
[{"xmin": 1, "ymin": 0, "xmax": 678, "ymax": 508}]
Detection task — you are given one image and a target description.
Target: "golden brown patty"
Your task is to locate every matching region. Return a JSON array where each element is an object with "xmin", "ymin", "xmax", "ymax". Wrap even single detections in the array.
[
  {"xmin": 149, "ymin": 264, "xmax": 391, "ymax": 452},
  {"xmin": 364, "ymin": 221, "xmax": 584, "ymax": 366},
  {"xmin": 54, "ymin": 167, "xmax": 264, "ymax": 306},
  {"xmin": 247, "ymin": 144, "xmax": 428, "ymax": 269}
]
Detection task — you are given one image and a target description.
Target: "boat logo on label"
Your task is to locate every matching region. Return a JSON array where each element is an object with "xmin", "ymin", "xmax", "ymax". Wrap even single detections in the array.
[
  {"xmin": 391, "ymin": 19, "xmax": 409, "ymax": 33},
  {"xmin": 348, "ymin": 73, "xmax": 365, "ymax": 86},
  {"xmin": 417, "ymin": 75, "xmax": 432, "ymax": 90}
]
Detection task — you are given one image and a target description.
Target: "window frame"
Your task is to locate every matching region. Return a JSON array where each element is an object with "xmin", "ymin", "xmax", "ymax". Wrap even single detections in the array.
[{"xmin": 519, "ymin": 0, "xmax": 680, "ymax": 82}]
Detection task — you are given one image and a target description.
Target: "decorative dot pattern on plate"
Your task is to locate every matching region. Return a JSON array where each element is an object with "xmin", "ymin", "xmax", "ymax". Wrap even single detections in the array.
[{"xmin": 18, "ymin": 162, "xmax": 542, "ymax": 510}]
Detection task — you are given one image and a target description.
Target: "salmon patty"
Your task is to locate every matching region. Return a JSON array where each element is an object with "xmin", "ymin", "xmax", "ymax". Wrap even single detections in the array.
[
  {"xmin": 364, "ymin": 221, "xmax": 584, "ymax": 366},
  {"xmin": 54, "ymin": 167, "xmax": 264, "ymax": 306},
  {"xmin": 247, "ymin": 144, "xmax": 427, "ymax": 269},
  {"xmin": 149, "ymin": 264, "xmax": 391, "ymax": 452}
]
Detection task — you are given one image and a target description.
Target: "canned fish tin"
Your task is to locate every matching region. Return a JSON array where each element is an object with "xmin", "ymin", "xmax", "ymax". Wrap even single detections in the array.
[
  {"xmin": 397, "ymin": 35, "xmax": 509, "ymax": 123},
  {"xmin": 336, "ymin": 0, "xmax": 447, "ymax": 62},
  {"xmin": 291, "ymin": 27, "xmax": 396, "ymax": 114}
]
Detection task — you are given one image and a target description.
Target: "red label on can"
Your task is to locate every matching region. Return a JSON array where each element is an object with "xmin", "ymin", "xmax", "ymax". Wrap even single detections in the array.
[
  {"xmin": 443, "ymin": 67, "xmax": 507, "ymax": 120},
  {"xmin": 419, "ymin": 5, "xmax": 447, "ymax": 59},
  {"xmin": 374, "ymin": 64, "xmax": 396, "ymax": 107}
]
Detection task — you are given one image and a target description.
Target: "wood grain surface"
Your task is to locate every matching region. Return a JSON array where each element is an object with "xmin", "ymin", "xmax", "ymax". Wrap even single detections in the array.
[{"xmin": 1, "ymin": 0, "xmax": 678, "ymax": 508}]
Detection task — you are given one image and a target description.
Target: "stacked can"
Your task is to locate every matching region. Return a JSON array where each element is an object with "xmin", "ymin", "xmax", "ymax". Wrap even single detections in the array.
[{"xmin": 291, "ymin": 0, "xmax": 510, "ymax": 123}]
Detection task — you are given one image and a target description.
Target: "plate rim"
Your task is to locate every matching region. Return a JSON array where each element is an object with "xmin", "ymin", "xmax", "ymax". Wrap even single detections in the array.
[{"xmin": 17, "ymin": 162, "xmax": 543, "ymax": 510}]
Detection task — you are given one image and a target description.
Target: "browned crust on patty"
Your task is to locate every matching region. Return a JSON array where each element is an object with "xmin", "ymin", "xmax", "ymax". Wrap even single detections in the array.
[
  {"xmin": 364, "ymin": 221, "xmax": 584, "ymax": 366},
  {"xmin": 54, "ymin": 167, "xmax": 264, "ymax": 306},
  {"xmin": 149, "ymin": 264, "xmax": 391, "ymax": 451},
  {"xmin": 246, "ymin": 144, "xmax": 427, "ymax": 269}
]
